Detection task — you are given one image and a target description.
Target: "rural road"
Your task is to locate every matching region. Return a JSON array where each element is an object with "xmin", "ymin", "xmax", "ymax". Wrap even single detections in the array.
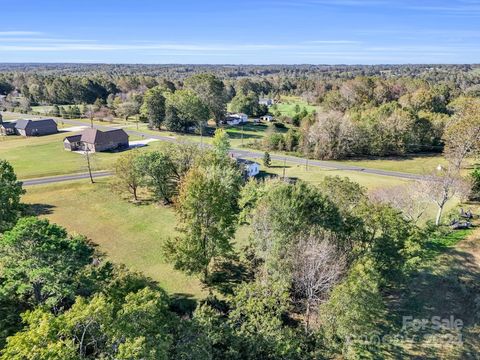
[
  {"xmin": 6, "ymin": 112, "xmax": 424, "ymax": 185},
  {"xmin": 22, "ymin": 171, "xmax": 112, "ymax": 186}
]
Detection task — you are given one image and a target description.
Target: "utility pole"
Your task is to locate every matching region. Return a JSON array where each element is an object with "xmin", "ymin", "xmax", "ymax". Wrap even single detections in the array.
[
  {"xmin": 241, "ymin": 125, "xmax": 244, "ymax": 146},
  {"xmin": 305, "ymin": 158, "xmax": 308, "ymax": 171},
  {"xmin": 84, "ymin": 146, "xmax": 94, "ymax": 184},
  {"xmin": 282, "ymin": 157, "xmax": 286, "ymax": 179}
]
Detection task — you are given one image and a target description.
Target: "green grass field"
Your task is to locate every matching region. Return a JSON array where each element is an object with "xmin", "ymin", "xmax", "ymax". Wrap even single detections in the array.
[
  {"xmin": 332, "ymin": 154, "xmax": 448, "ymax": 175},
  {"xmin": 22, "ymin": 178, "xmax": 253, "ymax": 298},
  {"xmin": 271, "ymin": 95, "xmax": 318, "ymax": 117},
  {"xmin": 260, "ymin": 159, "xmax": 408, "ymax": 189},
  {"xmin": 22, "ymin": 179, "xmax": 207, "ymax": 297}
]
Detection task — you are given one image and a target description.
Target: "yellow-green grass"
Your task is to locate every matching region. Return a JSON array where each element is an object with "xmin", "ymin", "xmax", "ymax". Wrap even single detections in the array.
[
  {"xmin": 22, "ymin": 179, "xmax": 206, "ymax": 297},
  {"xmin": 330, "ymin": 154, "xmax": 449, "ymax": 175},
  {"xmin": 0, "ymin": 132, "xmax": 161, "ymax": 179},
  {"xmin": 1, "ymin": 113, "xmax": 20, "ymax": 121},
  {"xmin": 259, "ymin": 159, "xmax": 409, "ymax": 189}
]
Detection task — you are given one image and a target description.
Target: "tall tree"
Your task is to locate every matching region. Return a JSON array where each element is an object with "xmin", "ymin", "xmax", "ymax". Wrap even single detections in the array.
[
  {"xmin": 137, "ymin": 151, "xmax": 176, "ymax": 204},
  {"xmin": 141, "ymin": 86, "xmax": 166, "ymax": 129},
  {"xmin": 113, "ymin": 150, "xmax": 143, "ymax": 201},
  {"xmin": 164, "ymin": 89, "xmax": 210, "ymax": 133},
  {"xmin": 164, "ymin": 164, "xmax": 242, "ymax": 283},
  {"xmin": 212, "ymin": 128, "xmax": 230, "ymax": 158},
  {"xmin": 420, "ymin": 168, "xmax": 470, "ymax": 226},
  {"xmin": 185, "ymin": 74, "xmax": 227, "ymax": 125},
  {"xmin": 292, "ymin": 231, "xmax": 345, "ymax": 332},
  {"xmin": 0, "ymin": 160, "xmax": 25, "ymax": 233},
  {"xmin": 443, "ymin": 97, "xmax": 480, "ymax": 170}
]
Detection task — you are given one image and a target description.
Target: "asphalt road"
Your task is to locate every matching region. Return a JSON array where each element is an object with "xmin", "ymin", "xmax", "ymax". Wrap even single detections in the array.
[
  {"xmin": 6, "ymin": 112, "xmax": 424, "ymax": 185},
  {"xmin": 22, "ymin": 171, "xmax": 112, "ymax": 186}
]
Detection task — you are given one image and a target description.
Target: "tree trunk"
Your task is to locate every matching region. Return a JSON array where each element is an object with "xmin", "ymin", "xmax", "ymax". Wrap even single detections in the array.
[
  {"xmin": 435, "ymin": 205, "xmax": 444, "ymax": 226},
  {"xmin": 33, "ymin": 282, "xmax": 42, "ymax": 304},
  {"xmin": 305, "ymin": 301, "xmax": 311, "ymax": 333}
]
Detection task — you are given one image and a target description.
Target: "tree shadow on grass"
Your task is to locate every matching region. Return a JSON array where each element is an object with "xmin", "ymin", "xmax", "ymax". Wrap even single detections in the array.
[
  {"xmin": 225, "ymin": 131, "xmax": 263, "ymax": 141},
  {"xmin": 208, "ymin": 257, "xmax": 254, "ymax": 296},
  {"xmin": 25, "ymin": 203, "xmax": 56, "ymax": 216},
  {"xmin": 170, "ymin": 293, "xmax": 198, "ymax": 316},
  {"xmin": 386, "ymin": 236, "xmax": 480, "ymax": 359}
]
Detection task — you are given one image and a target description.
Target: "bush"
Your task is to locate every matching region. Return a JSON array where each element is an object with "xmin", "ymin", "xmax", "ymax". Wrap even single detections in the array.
[{"xmin": 469, "ymin": 167, "xmax": 480, "ymax": 200}]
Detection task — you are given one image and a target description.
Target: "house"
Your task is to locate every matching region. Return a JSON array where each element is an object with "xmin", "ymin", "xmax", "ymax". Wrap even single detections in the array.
[
  {"xmin": 0, "ymin": 121, "xmax": 17, "ymax": 136},
  {"xmin": 223, "ymin": 113, "xmax": 248, "ymax": 126},
  {"xmin": 14, "ymin": 119, "xmax": 58, "ymax": 136},
  {"xmin": 259, "ymin": 98, "xmax": 273, "ymax": 106},
  {"xmin": 64, "ymin": 128, "xmax": 129, "ymax": 152},
  {"xmin": 261, "ymin": 115, "xmax": 273, "ymax": 122},
  {"xmin": 236, "ymin": 159, "xmax": 260, "ymax": 178}
]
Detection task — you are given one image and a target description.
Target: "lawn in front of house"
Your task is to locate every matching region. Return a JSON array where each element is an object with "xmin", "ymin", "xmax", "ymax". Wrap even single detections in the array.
[{"xmin": 0, "ymin": 131, "xmax": 162, "ymax": 179}]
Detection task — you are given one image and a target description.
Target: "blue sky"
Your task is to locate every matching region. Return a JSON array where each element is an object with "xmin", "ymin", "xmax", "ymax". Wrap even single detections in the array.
[{"xmin": 1, "ymin": 0, "xmax": 480, "ymax": 64}]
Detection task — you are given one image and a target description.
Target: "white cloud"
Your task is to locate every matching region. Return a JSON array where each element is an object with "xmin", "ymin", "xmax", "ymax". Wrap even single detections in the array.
[{"xmin": 0, "ymin": 31, "xmax": 43, "ymax": 36}]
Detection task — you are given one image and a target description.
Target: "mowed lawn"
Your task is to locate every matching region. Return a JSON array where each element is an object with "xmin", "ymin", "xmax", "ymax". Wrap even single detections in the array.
[
  {"xmin": 22, "ymin": 179, "xmax": 207, "ymax": 298},
  {"xmin": 273, "ymin": 95, "xmax": 318, "ymax": 117},
  {"xmin": 260, "ymin": 159, "xmax": 409, "ymax": 189}
]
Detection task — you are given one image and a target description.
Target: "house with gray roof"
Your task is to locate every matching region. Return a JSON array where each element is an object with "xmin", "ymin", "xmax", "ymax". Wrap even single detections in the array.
[
  {"xmin": 64, "ymin": 128, "xmax": 129, "ymax": 152},
  {"xmin": 0, "ymin": 119, "xmax": 58, "ymax": 136},
  {"xmin": 0, "ymin": 121, "xmax": 17, "ymax": 136},
  {"xmin": 14, "ymin": 119, "xmax": 58, "ymax": 136}
]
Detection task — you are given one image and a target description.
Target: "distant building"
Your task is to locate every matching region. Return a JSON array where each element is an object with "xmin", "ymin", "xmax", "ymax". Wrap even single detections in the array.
[
  {"xmin": 261, "ymin": 115, "xmax": 273, "ymax": 122},
  {"xmin": 64, "ymin": 128, "xmax": 129, "ymax": 152},
  {"xmin": 236, "ymin": 159, "xmax": 260, "ymax": 178},
  {"xmin": 3, "ymin": 119, "xmax": 58, "ymax": 136},
  {"xmin": 222, "ymin": 113, "xmax": 248, "ymax": 126},
  {"xmin": 259, "ymin": 98, "xmax": 274, "ymax": 106},
  {"xmin": 0, "ymin": 121, "xmax": 17, "ymax": 136}
]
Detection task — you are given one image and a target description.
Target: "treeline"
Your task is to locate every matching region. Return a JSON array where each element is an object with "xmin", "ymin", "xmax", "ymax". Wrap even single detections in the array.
[
  {"xmin": 2, "ymin": 64, "xmax": 480, "ymax": 158},
  {"xmin": 259, "ymin": 78, "xmax": 480, "ymax": 159}
]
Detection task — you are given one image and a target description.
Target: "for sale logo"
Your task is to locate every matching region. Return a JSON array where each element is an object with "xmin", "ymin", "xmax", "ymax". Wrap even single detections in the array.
[{"xmin": 402, "ymin": 316, "xmax": 464, "ymax": 331}]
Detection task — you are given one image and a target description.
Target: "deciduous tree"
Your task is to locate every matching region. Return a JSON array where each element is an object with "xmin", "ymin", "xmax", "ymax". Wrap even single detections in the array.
[
  {"xmin": 0, "ymin": 217, "xmax": 93, "ymax": 307},
  {"xmin": 0, "ymin": 160, "xmax": 25, "ymax": 233},
  {"xmin": 141, "ymin": 86, "xmax": 166, "ymax": 129},
  {"xmin": 164, "ymin": 164, "xmax": 242, "ymax": 283}
]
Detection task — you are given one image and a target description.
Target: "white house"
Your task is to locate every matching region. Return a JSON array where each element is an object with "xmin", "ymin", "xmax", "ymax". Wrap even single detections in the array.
[
  {"xmin": 237, "ymin": 159, "xmax": 260, "ymax": 177},
  {"xmin": 223, "ymin": 113, "xmax": 248, "ymax": 126},
  {"xmin": 259, "ymin": 98, "xmax": 273, "ymax": 106},
  {"xmin": 261, "ymin": 115, "xmax": 273, "ymax": 122}
]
